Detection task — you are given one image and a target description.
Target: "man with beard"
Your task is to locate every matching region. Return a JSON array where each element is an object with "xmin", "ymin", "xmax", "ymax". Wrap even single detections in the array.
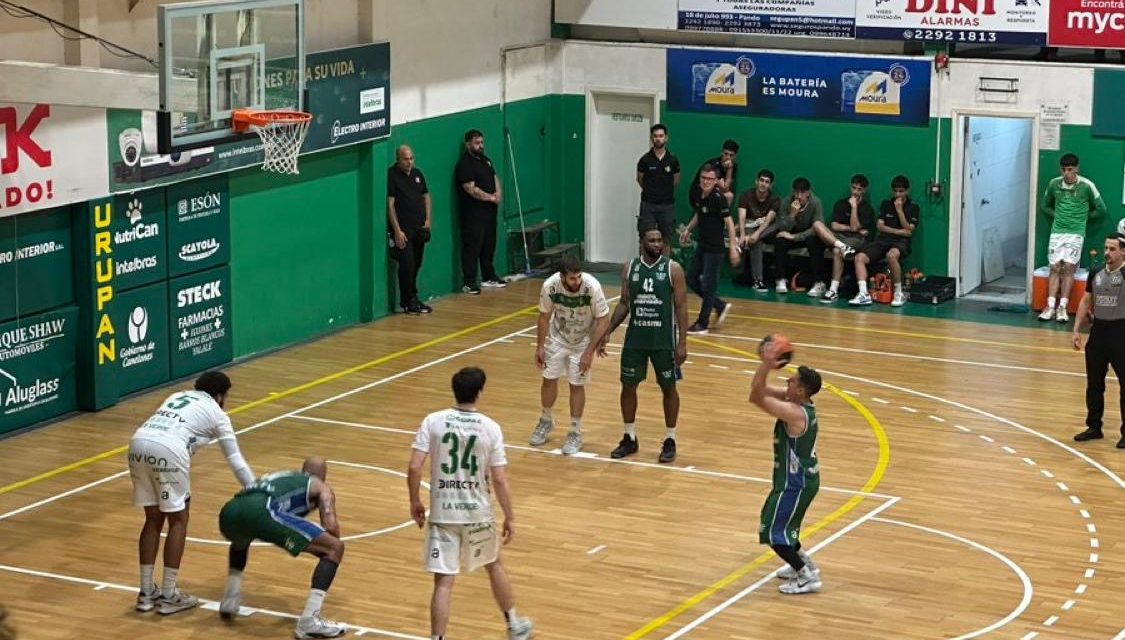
[
  {"xmin": 455, "ymin": 129, "xmax": 505, "ymax": 294},
  {"xmin": 636, "ymin": 124, "xmax": 681, "ymax": 255},
  {"xmin": 1072, "ymin": 233, "xmax": 1125, "ymax": 448},
  {"xmin": 529, "ymin": 255, "xmax": 611, "ymax": 455},
  {"xmin": 599, "ymin": 227, "xmax": 689, "ymax": 463}
]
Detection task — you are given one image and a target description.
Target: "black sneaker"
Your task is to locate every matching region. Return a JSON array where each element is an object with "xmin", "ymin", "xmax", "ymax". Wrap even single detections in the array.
[
  {"xmin": 1117, "ymin": 436, "xmax": 1125, "ymax": 449},
  {"xmin": 1074, "ymin": 428, "xmax": 1104, "ymax": 442},
  {"xmin": 461, "ymin": 284, "xmax": 481, "ymax": 295},
  {"xmin": 658, "ymin": 437, "xmax": 677, "ymax": 463},
  {"xmin": 610, "ymin": 435, "xmax": 638, "ymax": 459},
  {"xmin": 412, "ymin": 299, "xmax": 433, "ymax": 314},
  {"xmin": 753, "ymin": 280, "xmax": 769, "ymax": 293},
  {"xmin": 401, "ymin": 303, "xmax": 421, "ymax": 316},
  {"xmin": 686, "ymin": 322, "xmax": 709, "ymax": 335}
]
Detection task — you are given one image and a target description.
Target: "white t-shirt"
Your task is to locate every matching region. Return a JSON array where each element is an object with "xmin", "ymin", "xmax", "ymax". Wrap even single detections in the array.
[
  {"xmin": 132, "ymin": 390, "xmax": 236, "ymax": 456},
  {"xmin": 413, "ymin": 408, "xmax": 507, "ymax": 524},
  {"xmin": 538, "ymin": 272, "xmax": 610, "ymax": 349}
]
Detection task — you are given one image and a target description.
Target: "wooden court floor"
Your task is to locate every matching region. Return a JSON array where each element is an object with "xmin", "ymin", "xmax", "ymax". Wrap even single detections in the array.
[{"xmin": 0, "ymin": 279, "xmax": 1122, "ymax": 639}]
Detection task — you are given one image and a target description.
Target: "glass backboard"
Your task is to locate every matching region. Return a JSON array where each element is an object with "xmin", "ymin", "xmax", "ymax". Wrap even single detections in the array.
[{"xmin": 157, "ymin": 0, "xmax": 304, "ymax": 154}]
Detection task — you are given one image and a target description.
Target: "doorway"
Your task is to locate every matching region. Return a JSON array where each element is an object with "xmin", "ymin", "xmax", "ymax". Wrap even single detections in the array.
[
  {"xmin": 957, "ymin": 115, "xmax": 1035, "ymax": 305},
  {"xmin": 585, "ymin": 91, "xmax": 656, "ymax": 264}
]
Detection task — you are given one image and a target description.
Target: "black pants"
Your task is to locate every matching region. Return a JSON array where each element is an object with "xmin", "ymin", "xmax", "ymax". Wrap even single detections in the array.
[
  {"xmin": 1084, "ymin": 321, "xmax": 1125, "ymax": 436},
  {"xmin": 460, "ymin": 208, "xmax": 499, "ymax": 285},
  {"xmin": 772, "ymin": 234, "xmax": 824, "ymax": 282},
  {"xmin": 389, "ymin": 228, "xmax": 427, "ymax": 307}
]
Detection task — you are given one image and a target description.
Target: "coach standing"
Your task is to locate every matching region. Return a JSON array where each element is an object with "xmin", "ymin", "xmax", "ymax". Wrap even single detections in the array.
[
  {"xmin": 455, "ymin": 129, "xmax": 505, "ymax": 295},
  {"xmin": 388, "ymin": 145, "xmax": 432, "ymax": 314},
  {"xmin": 636, "ymin": 124, "xmax": 680, "ymax": 255},
  {"xmin": 1072, "ymin": 233, "xmax": 1125, "ymax": 448}
]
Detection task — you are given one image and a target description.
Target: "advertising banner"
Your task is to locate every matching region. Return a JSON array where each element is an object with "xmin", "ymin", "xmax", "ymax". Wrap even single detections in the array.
[
  {"xmin": 855, "ymin": 0, "xmax": 1049, "ymax": 45},
  {"xmin": 0, "ymin": 206, "xmax": 74, "ymax": 322},
  {"xmin": 113, "ymin": 281, "xmax": 170, "ymax": 396},
  {"xmin": 1049, "ymin": 0, "xmax": 1125, "ymax": 48},
  {"xmin": 106, "ymin": 42, "xmax": 391, "ymax": 191},
  {"xmin": 169, "ymin": 265, "xmax": 232, "ymax": 379},
  {"xmin": 1, "ymin": 103, "xmax": 109, "ymax": 218},
  {"xmin": 166, "ymin": 175, "xmax": 230, "ymax": 278},
  {"xmin": 667, "ymin": 48, "xmax": 932, "ymax": 126},
  {"xmin": 0, "ymin": 306, "xmax": 79, "ymax": 434},
  {"xmin": 678, "ymin": 0, "xmax": 855, "ymax": 38},
  {"xmin": 111, "ymin": 189, "xmax": 168, "ymax": 291}
]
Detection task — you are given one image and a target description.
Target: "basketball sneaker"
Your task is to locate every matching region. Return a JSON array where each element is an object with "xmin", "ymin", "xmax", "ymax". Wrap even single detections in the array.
[
  {"xmin": 891, "ymin": 291, "xmax": 907, "ymax": 307},
  {"xmin": 294, "ymin": 613, "xmax": 347, "ymax": 638},
  {"xmin": 508, "ymin": 615, "xmax": 534, "ymax": 640},
  {"xmin": 849, "ymin": 292, "xmax": 872, "ymax": 306},
  {"xmin": 1056, "ymin": 308, "xmax": 1069, "ymax": 323},
  {"xmin": 481, "ymin": 279, "xmax": 507, "ymax": 289},
  {"xmin": 715, "ymin": 301, "xmax": 732, "ymax": 328},
  {"xmin": 135, "ymin": 587, "xmax": 161, "ymax": 612},
  {"xmin": 156, "ymin": 589, "xmax": 199, "ymax": 615},
  {"xmin": 777, "ymin": 552, "xmax": 819, "ymax": 580},
  {"xmin": 562, "ymin": 431, "xmax": 583, "ymax": 455},
  {"xmin": 778, "ymin": 566, "xmax": 822, "ymax": 595},
  {"xmin": 807, "ymin": 282, "xmax": 826, "ymax": 298},
  {"xmin": 1038, "ymin": 306, "xmax": 1055, "ymax": 321},
  {"xmin": 820, "ymin": 289, "xmax": 839, "ymax": 304},
  {"xmin": 658, "ymin": 437, "xmax": 677, "ymax": 463},
  {"xmin": 218, "ymin": 588, "xmax": 241, "ymax": 620},
  {"xmin": 528, "ymin": 419, "xmax": 553, "ymax": 446},
  {"xmin": 610, "ymin": 434, "xmax": 638, "ymax": 459}
]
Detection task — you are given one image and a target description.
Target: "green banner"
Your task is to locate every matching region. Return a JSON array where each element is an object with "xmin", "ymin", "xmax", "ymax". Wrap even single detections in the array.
[
  {"xmin": 114, "ymin": 282, "xmax": 170, "ymax": 396},
  {"xmin": 0, "ymin": 206, "xmax": 74, "ymax": 322},
  {"xmin": 166, "ymin": 175, "xmax": 230, "ymax": 277},
  {"xmin": 0, "ymin": 306, "xmax": 79, "ymax": 435},
  {"xmin": 169, "ymin": 265, "xmax": 232, "ymax": 379},
  {"xmin": 111, "ymin": 190, "xmax": 167, "ymax": 291}
]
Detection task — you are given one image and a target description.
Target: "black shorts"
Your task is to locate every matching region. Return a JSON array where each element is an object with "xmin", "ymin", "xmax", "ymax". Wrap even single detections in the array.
[{"xmin": 861, "ymin": 239, "xmax": 910, "ymax": 262}]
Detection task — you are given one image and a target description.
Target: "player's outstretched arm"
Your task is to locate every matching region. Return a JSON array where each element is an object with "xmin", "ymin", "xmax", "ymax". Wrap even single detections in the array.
[
  {"xmin": 749, "ymin": 359, "xmax": 806, "ymax": 433},
  {"xmin": 407, "ymin": 449, "xmax": 428, "ymax": 528}
]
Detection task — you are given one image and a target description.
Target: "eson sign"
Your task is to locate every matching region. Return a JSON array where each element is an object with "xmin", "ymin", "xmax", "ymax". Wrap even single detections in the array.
[
  {"xmin": 0, "ymin": 307, "xmax": 78, "ymax": 434},
  {"xmin": 166, "ymin": 174, "xmax": 229, "ymax": 277}
]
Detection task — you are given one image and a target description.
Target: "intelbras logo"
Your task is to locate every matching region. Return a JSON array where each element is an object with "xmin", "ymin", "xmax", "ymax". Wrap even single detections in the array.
[{"xmin": 178, "ymin": 238, "xmax": 220, "ymax": 262}]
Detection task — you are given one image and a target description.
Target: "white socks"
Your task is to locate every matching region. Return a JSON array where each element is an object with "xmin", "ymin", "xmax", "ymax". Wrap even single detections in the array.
[
  {"xmin": 161, "ymin": 567, "xmax": 179, "ymax": 596},
  {"xmin": 140, "ymin": 564, "xmax": 155, "ymax": 594},
  {"xmin": 301, "ymin": 588, "xmax": 327, "ymax": 619},
  {"xmin": 665, "ymin": 427, "xmax": 677, "ymax": 440},
  {"xmin": 624, "ymin": 422, "xmax": 636, "ymax": 438},
  {"xmin": 1060, "ymin": 297, "xmax": 1069, "ymax": 310},
  {"xmin": 540, "ymin": 407, "xmax": 552, "ymax": 422},
  {"xmin": 569, "ymin": 417, "xmax": 582, "ymax": 434},
  {"xmin": 858, "ymin": 281, "xmax": 869, "ymax": 295},
  {"xmin": 829, "ymin": 280, "xmax": 839, "ymax": 293},
  {"xmin": 1048, "ymin": 296, "xmax": 1057, "ymax": 309},
  {"xmin": 225, "ymin": 570, "xmax": 243, "ymax": 596}
]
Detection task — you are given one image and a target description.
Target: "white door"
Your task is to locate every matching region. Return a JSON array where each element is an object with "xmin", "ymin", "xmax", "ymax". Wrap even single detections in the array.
[
  {"xmin": 586, "ymin": 92, "xmax": 655, "ymax": 264},
  {"xmin": 959, "ymin": 116, "xmax": 983, "ymax": 295}
]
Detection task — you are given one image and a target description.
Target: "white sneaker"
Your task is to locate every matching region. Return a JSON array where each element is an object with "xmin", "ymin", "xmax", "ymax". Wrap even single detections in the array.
[
  {"xmin": 807, "ymin": 282, "xmax": 826, "ymax": 298},
  {"xmin": 294, "ymin": 614, "xmax": 347, "ymax": 638},
  {"xmin": 715, "ymin": 302, "xmax": 732, "ymax": 328},
  {"xmin": 820, "ymin": 289, "xmax": 839, "ymax": 304},
  {"xmin": 779, "ymin": 568, "xmax": 822, "ymax": 595},
  {"xmin": 135, "ymin": 588, "xmax": 161, "ymax": 612},
  {"xmin": 508, "ymin": 616, "xmax": 534, "ymax": 640},
  {"xmin": 777, "ymin": 553, "xmax": 819, "ymax": 580},
  {"xmin": 776, "ymin": 279, "xmax": 788, "ymax": 294},
  {"xmin": 840, "ymin": 244, "xmax": 857, "ymax": 258},
  {"xmin": 528, "ymin": 419, "xmax": 553, "ymax": 446},
  {"xmin": 891, "ymin": 291, "xmax": 906, "ymax": 307},
  {"xmin": 849, "ymin": 292, "xmax": 873, "ymax": 306},
  {"xmin": 481, "ymin": 279, "xmax": 507, "ymax": 289},
  {"xmin": 157, "ymin": 589, "xmax": 199, "ymax": 615},
  {"xmin": 562, "ymin": 431, "xmax": 583, "ymax": 455},
  {"xmin": 1038, "ymin": 307, "xmax": 1056, "ymax": 321},
  {"xmin": 1056, "ymin": 308, "xmax": 1069, "ymax": 323},
  {"xmin": 218, "ymin": 588, "xmax": 241, "ymax": 620}
]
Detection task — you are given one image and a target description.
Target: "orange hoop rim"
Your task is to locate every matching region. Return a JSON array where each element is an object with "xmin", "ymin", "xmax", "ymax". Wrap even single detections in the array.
[{"xmin": 232, "ymin": 108, "xmax": 312, "ymax": 133}]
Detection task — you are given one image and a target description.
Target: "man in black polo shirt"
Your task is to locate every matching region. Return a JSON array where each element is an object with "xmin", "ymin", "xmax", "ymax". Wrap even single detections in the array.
[
  {"xmin": 688, "ymin": 139, "xmax": 739, "ymax": 208},
  {"xmin": 1072, "ymin": 233, "xmax": 1125, "ymax": 448},
  {"xmin": 455, "ymin": 129, "xmax": 504, "ymax": 295},
  {"xmin": 636, "ymin": 124, "xmax": 680, "ymax": 255},
  {"xmin": 679, "ymin": 165, "xmax": 740, "ymax": 335},
  {"xmin": 388, "ymin": 145, "xmax": 432, "ymax": 314}
]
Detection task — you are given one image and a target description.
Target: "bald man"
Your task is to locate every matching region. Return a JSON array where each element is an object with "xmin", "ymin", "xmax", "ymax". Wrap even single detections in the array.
[
  {"xmin": 388, "ymin": 144, "xmax": 433, "ymax": 314},
  {"xmin": 217, "ymin": 458, "xmax": 347, "ymax": 638}
]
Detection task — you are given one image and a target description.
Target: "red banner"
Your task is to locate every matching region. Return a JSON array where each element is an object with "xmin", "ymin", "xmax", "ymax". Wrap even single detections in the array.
[{"xmin": 1049, "ymin": 0, "xmax": 1125, "ymax": 49}]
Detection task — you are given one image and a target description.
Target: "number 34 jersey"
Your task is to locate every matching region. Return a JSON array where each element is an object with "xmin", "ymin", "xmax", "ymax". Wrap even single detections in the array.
[{"xmin": 413, "ymin": 408, "xmax": 508, "ymax": 524}]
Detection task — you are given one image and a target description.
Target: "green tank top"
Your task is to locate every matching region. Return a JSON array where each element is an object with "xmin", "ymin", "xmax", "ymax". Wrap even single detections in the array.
[
  {"xmin": 624, "ymin": 256, "xmax": 675, "ymax": 350},
  {"xmin": 772, "ymin": 405, "xmax": 819, "ymax": 490},
  {"xmin": 240, "ymin": 470, "xmax": 313, "ymax": 516}
]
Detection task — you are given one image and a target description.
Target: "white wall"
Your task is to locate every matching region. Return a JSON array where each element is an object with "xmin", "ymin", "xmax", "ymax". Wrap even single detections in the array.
[
  {"xmin": 938, "ymin": 59, "xmax": 1094, "ymax": 125},
  {"xmin": 555, "ymin": 0, "xmax": 677, "ymax": 30},
  {"xmin": 968, "ymin": 116, "xmax": 1033, "ymax": 269},
  {"xmin": 0, "ymin": 1, "xmax": 66, "ymax": 64}
]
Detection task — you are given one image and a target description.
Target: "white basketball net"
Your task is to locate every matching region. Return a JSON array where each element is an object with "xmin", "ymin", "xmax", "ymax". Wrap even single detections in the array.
[{"xmin": 251, "ymin": 117, "xmax": 311, "ymax": 175}]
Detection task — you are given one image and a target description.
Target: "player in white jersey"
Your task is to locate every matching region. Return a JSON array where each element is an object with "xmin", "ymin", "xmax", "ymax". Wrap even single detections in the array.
[
  {"xmin": 127, "ymin": 370, "xmax": 254, "ymax": 615},
  {"xmin": 408, "ymin": 367, "xmax": 533, "ymax": 640},
  {"xmin": 529, "ymin": 255, "xmax": 610, "ymax": 455}
]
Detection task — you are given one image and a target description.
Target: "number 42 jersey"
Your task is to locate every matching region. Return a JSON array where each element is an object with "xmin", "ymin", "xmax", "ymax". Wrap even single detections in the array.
[{"xmin": 413, "ymin": 408, "xmax": 508, "ymax": 524}]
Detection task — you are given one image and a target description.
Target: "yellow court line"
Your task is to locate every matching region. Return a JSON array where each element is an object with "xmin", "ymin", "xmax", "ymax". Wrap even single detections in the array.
[
  {"xmin": 624, "ymin": 338, "xmax": 890, "ymax": 639},
  {"xmin": 0, "ymin": 304, "xmax": 539, "ymax": 497},
  {"xmin": 721, "ymin": 311, "xmax": 1073, "ymax": 354}
]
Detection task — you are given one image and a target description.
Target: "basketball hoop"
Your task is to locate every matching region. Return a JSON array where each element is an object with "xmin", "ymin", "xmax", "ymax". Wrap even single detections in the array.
[{"xmin": 233, "ymin": 109, "xmax": 312, "ymax": 175}]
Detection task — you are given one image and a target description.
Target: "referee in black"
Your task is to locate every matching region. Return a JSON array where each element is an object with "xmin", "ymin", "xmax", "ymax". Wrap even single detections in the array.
[
  {"xmin": 1072, "ymin": 232, "xmax": 1125, "ymax": 448},
  {"xmin": 387, "ymin": 144, "xmax": 432, "ymax": 314},
  {"xmin": 636, "ymin": 124, "xmax": 680, "ymax": 255}
]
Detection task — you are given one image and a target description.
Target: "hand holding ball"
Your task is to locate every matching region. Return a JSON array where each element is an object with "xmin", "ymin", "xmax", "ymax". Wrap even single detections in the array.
[{"xmin": 758, "ymin": 333, "xmax": 793, "ymax": 369}]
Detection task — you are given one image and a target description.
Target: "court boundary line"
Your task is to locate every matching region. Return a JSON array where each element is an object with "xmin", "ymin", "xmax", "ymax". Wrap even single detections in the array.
[
  {"xmin": 0, "ymin": 563, "xmax": 426, "ymax": 640},
  {"xmin": 0, "ymin": 305, "xmax": 540, "ymax": 498}
]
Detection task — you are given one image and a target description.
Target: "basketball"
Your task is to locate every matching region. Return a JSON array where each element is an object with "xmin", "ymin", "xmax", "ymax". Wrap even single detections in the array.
[{"xmin": 758, "ymin": 333, "xmax": 793, "ymax": 369}]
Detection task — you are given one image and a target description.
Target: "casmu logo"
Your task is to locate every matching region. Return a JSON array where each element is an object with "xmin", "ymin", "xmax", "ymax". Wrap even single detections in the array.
[
  {"xmin": 177, "ymin": 281, "xmax": 222, "ymax": 308},
  {"xmin": 1068, "ymin": 10, "xmax": 1125, "ymax": 33},
  {"xmin": 178, "ymin": 239, "xmax": 220, "ymax": 262},
  {"xmin": 128, "ymin": 306, "xmax": 149, "ymax": 343}
]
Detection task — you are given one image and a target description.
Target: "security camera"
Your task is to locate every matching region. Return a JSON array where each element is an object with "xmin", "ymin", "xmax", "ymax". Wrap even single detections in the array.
[{"xmin": 119, "ymin": 128, "xmax": 144, "ymax": 167}]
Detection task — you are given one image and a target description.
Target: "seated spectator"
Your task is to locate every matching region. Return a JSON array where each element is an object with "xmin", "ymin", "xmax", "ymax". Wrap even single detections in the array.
[
  {"xmin": 809, "ymin": 174, "xmax": 874, "ymax": 304},
  {"xmin": 764, "ymin": 178, "xmax": 822, "ymax": 294},
  {"xmin": 852, "ymin": 175, "xmax": 920, "ymax": 307},
  {"xmin": 736, "ymin": 169, "xmax": 780, "ymax": 292}
]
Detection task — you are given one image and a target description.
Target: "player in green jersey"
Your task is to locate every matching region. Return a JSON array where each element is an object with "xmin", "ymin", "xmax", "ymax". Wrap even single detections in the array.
[{"xmin": 1039, "ymin": 153, "xmax": 1107, "ymax": 322}]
